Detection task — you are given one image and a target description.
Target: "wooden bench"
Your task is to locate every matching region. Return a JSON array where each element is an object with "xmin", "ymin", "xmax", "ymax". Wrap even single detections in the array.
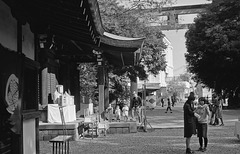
[{"xmin": 49, "ymin": 135, "xmax": 72, "ymax": 154}]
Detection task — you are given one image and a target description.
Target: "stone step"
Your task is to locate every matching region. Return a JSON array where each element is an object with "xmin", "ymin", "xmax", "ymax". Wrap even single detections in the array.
[{"xmin": 108, "ymin": 121, "xmax": 137, "ymax": 134}]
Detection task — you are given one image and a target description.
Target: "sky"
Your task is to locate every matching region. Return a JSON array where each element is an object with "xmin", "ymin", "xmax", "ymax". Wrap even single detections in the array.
[{"xmin": 163, "ymin": 0, "xmax": 211, "ymax": 76}]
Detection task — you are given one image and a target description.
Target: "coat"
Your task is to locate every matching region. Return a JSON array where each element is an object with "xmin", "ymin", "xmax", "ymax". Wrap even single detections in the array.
[
  {"xmin": 131, "ymin": 96, "xmax": 142, "ymax": 108},
  {"xmin": 183, "ymin": 99, "xmax": 196, "ymax": 137}
]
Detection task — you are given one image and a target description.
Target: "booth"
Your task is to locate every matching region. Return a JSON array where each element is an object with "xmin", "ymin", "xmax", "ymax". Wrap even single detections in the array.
[
  {"xmin": 47, "ymin": 104, "xmax": 76, "ymax": 123},
  {"xmin": 47, "ymin": 86, "xmax": 76, "ymax": 123}
]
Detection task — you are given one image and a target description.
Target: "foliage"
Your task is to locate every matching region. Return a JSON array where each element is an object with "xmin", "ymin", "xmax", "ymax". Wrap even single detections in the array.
[
  {"xmin": 179, "ymin": 72, "xmax": 191, "ymax": 82},
  {"xmin": 166, "ymin": 77, "xmax": 187, "ymax": 97},
  {"xmin": 117, "ymin": 0, "xmax": 176, "ymax": 25},
  {"xmin": 109, "ymin": 64, "xmax": 147, "ymax": 82},
  {"xmin": 117, "ymin": 0, "xmax": 176, "ymax": 11},
  {"xmin": 108, "ymin": 72, "xmax": 131, "ymax": 103},
  {"xmin": 141, "ymin": 27, "xmax": 167, "ymax": 76},
  {"xmin": 185, "ymin": 0, "xmax": 240, "ymax": 95},
  {"xmin": 79, "ymin": 63, "xmax": 98, "ymax": 99}
]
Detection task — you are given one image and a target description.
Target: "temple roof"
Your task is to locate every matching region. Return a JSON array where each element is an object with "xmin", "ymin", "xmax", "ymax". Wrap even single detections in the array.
[{"xmin": 4, "ymin": 0, "xmax": 145, "ymax": 66}]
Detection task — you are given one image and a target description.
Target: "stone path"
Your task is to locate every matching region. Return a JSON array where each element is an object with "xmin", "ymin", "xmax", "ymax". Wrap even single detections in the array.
[
  {"xmin": 146, "ymin": 103, "xmax": 239, "ymax": 129},
  {"xmin": 40, "ymin": 103, "xmax": 240, "ymax": 154}
]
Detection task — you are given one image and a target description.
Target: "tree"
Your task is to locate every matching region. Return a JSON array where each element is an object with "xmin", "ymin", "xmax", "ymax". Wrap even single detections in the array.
[
  {"xmin": 166, "ymin": 77, "xmax": 187, "ymax": 98},
  {"xmin": 185, "ymin": 0, "xmax": 240, "ymax": 97},
  {"xmin": 179, "ymin": 72, "xmax": 191, "ymax": 82},
  {"xmin": 79, "ymin": 63, "xmax": 98, "ymax": 99},
  {"xmin": 108, "ymin": 72, "xmax": 131, "ymax": 103}
]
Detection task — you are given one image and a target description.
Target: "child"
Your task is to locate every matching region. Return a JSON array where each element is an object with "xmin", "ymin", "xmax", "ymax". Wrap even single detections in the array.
[
  {"xmin": 106, "ymin": 104, "xmax": 113, "ymax": 122},
  {"xmin": 194, "ymin": 97, "xmax": 211, "ymax": 152},
  {"xmin": 115, "ymin": 105, "xmax": 121, "ymax": 122},
  {"xmin": 122, "ymin": 104, "xmax": 129, "ymax": 122}
]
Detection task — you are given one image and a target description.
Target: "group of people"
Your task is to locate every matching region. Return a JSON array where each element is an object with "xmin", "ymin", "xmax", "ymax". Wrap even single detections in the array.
[
  {"xmin": 210, "ymin": 94, "xmax": 224, "ymax": 126},
  {"xmin": 106, "ymin": 102, "xmax": 129, "ymax": 122},
  {"xmin": 183, "ymin": 92, "xmax": 224, "ymax": 154},
  {"xmin": 105, "ymin": 92, "xmax": 142, "ymax": 122},
  {"xmin": 161, "ymin": 96, "xmax": 176, "ymax": 113},
  {"xmin": 106, "ymin": 91, "xmax": 223, "ymax": 154}
]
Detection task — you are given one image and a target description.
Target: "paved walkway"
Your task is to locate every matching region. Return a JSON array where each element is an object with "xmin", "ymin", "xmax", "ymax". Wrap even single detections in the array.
[
  {"xmin": 146, "ymin": 103, "xmax": 239, "ymax": 129},
  {"xmin": 40, "ymin": 103, "xmax": 240, "ymax": 154}
]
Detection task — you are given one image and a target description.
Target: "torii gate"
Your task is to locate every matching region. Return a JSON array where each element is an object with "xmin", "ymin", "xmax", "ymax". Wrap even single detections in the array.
[
  {"xmin": 157, "ymin": 4, "xmax": 210, "ymax": 30},
  {"xmin": 137, "ymin": 3, "xmax": 210, "ymax": 30}
]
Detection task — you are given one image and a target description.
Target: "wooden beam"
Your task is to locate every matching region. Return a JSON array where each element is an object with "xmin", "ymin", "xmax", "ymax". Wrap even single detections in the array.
[
  {"xmin": 132, "ymin": 4, "xmax": 210, "ymax": 16},
  {"xmin": 51, "ymin": 24, "xmax": 93, "ymax": 39},
  {"xmin": 51, "ymin": 28, "xmax": 95, "ymax": 44},
  {"xmin": 163, "ymin": 4, "xmax": 209, "ymax": 10},
  {"xmin": 151, "ymin": 24, "xmax": 192, "ymax": 31}
]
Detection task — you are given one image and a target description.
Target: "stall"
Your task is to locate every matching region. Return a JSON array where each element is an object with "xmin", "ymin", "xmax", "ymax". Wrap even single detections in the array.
[{"xmin": 47, "ymin": 88, "xmax": 76, "ymax": 123}]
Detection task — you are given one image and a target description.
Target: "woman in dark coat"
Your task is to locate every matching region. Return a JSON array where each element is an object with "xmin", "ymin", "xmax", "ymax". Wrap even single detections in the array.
[{"xmin": 184, "ymin": 92, "xmax": 197, "ymax": 154}]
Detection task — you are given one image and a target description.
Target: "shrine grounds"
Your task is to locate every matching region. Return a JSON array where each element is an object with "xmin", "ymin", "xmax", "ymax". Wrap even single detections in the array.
[{"xmin": 40, "ymin": 103, "xmax": 240, "ymax": 154}]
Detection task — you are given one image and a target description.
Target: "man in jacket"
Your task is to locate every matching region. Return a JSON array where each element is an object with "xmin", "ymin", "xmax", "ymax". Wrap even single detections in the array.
[
  {"xmin": 184, "ymin": 92, "xmax": 198, "ymax": 154},
  {"xmin": 131, "ymin": 92, "xmax": 142, "ymax": 122}
]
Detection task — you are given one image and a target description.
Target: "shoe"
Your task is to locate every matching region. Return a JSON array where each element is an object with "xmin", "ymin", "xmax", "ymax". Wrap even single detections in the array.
[
  {"xmin": 186, "ymin": 148, "xmax": 194, "ymax": 154},
  {"xmin": 170, "ymin": 112, "xmax": 172, "ymax": 113},
  {"xmin": 165, "ymin": 112, "xmax": 167, "ymax": 113},
  {"xmin": 197, "ymin": 147, "xmax": 203, "ymax": 151},
  {"xmin": 202, "ymin": 147, "xmax": 207, "ymax": 152},
  {"xmin": 186, "ymin": 150, "xmax": 195, "ymax": 154},
  {"xmin": 220, "ymin": 123, "xmax": 224, "ymax": 126}
]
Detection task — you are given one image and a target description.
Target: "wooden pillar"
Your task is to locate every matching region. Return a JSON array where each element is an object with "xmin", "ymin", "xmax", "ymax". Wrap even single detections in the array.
[
  {"xmin": 130, "ymin": 79, "xmax": 138, "ymax": 119},
  {"xmin": 96, "ymin": 52, "xmax": 105, "ymax": 119},
  {"xmin": 98, "ymin": 66, "xmax": 105, "ymax": 117},
  {"xmin": 69, "ymin": 63, "xmax": 80, "ymax": 111},
  {"xmin": 41, "ymin": 67, "xmax": 48, "ymax": 106},
  {"xmin": 17, "ymin": 21, "xmax": 22, "ymax": 53},
  {"xmin": 74, "ymin": 68, "xmax": 80, "ymax": 111},
  {"xmin": 130, "ymin": 81, "xmax": 138, "ymax": 95},
  {"xmin": 130, "ymin": 79, "xmax": 138, "ymax": 102},
  {"xmin": 104, "ymin": 69, "xmax": 109, "ymax": 109}
]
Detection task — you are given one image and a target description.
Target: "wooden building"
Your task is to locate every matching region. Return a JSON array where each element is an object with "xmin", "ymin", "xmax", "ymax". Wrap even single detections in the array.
[{"xmin": 0, "ymin": 0, "xmax": 144, "ymax": 153}]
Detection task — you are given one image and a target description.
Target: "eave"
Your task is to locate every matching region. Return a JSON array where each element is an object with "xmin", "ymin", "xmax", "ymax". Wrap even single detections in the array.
[{"xmin": 3, "ymin": 0, "xmax": 145, "ymax": 67}]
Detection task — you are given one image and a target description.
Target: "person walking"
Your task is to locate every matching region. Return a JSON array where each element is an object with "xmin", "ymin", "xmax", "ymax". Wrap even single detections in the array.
[
  {"xmin": 171, "ymin": 95, "xmax": 176, "ymax": 107},
  {"xmin": 194, "ymin": 97, "xmax": 210, "ymax": 152},
  {"xmin": 215, "ymin": 95, "xmax": 224, "ymax": 126},
  {"xmin": 161, "ymin": 98, "xmax": 165, "ymax": 107},
  {"xmin": 184, "ymin": 92, "xmax": 199, "ymax": 154},
  {"xmin": 165, "ymin": 97, "xmax": 172, "ymax": 113},
  {"xmin": 210, "ymin": 94, "xmax": 218, "ymax": 125}
]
